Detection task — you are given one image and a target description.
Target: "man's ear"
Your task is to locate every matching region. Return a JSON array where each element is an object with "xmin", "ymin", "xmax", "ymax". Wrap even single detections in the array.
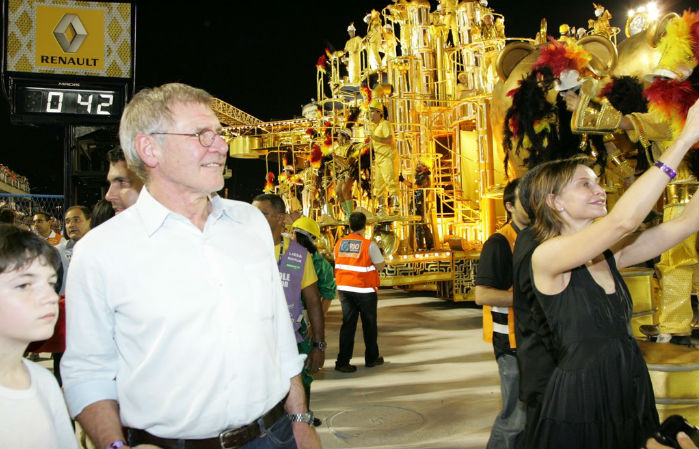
[
  {"xmin": 504, "ymin": 201, "xmax": 515, "ymax": 215},
  {"xmin": 134, "ymin": 134, "xmax": 159, "ymax": 169}
]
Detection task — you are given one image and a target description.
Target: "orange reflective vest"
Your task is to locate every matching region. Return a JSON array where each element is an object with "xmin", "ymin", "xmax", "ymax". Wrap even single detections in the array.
[
  {"xmin": 334, "ymin": 233, "xmax": 380, "ymax": 293},
  {"xmin": 45, "ymin": 230, "xmax": 64, "ymax": 247},
  {"xmin": 482, "ymin": 222, "xmax": 517, "ymax": 349}
]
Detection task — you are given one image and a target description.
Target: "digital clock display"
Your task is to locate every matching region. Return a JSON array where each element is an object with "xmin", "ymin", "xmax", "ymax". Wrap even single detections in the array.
[
  {"xmin": 21, "ymin": 87, "xmax": 119, "ymax": 116},
  {"xmin": 7, "ymin": 77, "xmax": 129, "ymax": 125}
]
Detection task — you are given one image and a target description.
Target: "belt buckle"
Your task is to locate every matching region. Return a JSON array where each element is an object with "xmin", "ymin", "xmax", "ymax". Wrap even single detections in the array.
[{"xmin": 218, "ymin": 425, "xmax": 248, "ymax": 449}]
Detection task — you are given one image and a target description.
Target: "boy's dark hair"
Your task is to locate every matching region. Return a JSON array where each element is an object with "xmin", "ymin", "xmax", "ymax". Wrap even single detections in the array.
[
  {"xmin": 0, "ymin": 224, "xmax": 60, "ymax": 274},
  {"xmin": 107, "ymin": 147, "xmax": 126, "ymax": 164},
  {"xmin": 0, "ymin": 208, "xmax": 15, "ymax": 224},
  {"xmin": 66, "ymin": 205, "xmax": 92, "ymax": 221},
  {"xmin": 252, "ymin": 193, "xmax": 286, "ymax": 214},
  {"xmin": 349, "ymin": 212, "xmax": 366, "ymax": 232},
  {"xmin": 503, "ymin": 178, "xmax": 520, "ymax": 221}
]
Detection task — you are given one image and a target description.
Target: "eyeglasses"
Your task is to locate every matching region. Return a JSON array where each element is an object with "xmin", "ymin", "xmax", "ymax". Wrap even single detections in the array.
[{"xmin": 149, "ymin": 128, "xmax": 229, "ymax": 147}]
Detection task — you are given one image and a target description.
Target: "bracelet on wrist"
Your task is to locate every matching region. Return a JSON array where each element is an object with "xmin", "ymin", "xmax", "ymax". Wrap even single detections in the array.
[{"xmin": 653, "ymin": 160, "xmax": 677, "ymax": 180}]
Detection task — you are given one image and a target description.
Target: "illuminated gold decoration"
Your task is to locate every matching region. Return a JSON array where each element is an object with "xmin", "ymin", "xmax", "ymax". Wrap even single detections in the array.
[{"xmin": 571, "ymin": 78, "xmax": 623, "ymax": 134}]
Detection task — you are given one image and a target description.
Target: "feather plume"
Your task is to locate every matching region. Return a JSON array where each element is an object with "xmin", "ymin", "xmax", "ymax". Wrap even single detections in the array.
[
  {"xmin": 533, "ymin": 38, "xmax": 591, "ymax": 77},
  {"xmin": 263, "ymin": 172, "xmax": 275, "ymax": 193},
  {"xmin": 682, "ymin": 10, "xmax": 699, "ymax": 58},
  {"xmin": 345, "ymin": 106, "xmax": 361, "ymax": 129},
  {"xmin": 316, "ymin": 54, "xmax": 327, "ymax": 72},
  {"xmin": 360, "ymin": 85, "xmax": 372, "ymax": 106},
  {"xmin": 600, "ymin": 76, "xmax": 648, "ymax": 115},
  {"xmin": 645, "ymin": 78, "xmax": 699, "ymax": 136},
  {"xmin": 658, "ymin": 15, "xmax": 697, "ymax": 73},
  {"xmin": 310, "ymin": 144, "xmax": 323, "ymax": 168}
]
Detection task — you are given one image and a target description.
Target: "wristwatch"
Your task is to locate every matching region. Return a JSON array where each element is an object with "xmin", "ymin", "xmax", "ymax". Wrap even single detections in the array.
[
  {"xmin": 312, "ymin": 341, "xmax": 327, "ymax": 351},
  {"xmin": 288, "ymin": 411, "xmax": 315, "ymax": 425}
]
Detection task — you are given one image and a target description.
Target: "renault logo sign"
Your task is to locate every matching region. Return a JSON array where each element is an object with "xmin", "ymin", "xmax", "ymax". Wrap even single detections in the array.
[{"xmin": 53, "ymin": 14, "xmax": 87, "ymax": 53}]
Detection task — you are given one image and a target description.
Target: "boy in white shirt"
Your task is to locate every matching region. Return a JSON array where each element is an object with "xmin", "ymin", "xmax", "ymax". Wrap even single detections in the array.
[{"xmin": 0, "ymin": 224, "xmax": 78, "ymax": 449}]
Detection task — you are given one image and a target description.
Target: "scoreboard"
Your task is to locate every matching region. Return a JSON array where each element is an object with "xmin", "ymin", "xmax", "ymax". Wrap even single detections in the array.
[{"xmin": 2, "ymin": 0, "xmax": 135, "ymax": 124}]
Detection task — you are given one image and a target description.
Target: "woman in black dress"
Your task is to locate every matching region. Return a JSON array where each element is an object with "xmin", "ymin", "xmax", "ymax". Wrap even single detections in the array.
[{"xmin": 528, "ymin": 99, "xmax": 699, "ymax": 449}]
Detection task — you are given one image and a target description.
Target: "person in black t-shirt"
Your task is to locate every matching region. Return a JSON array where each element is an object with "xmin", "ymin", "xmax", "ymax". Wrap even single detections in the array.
[{"xmin": 476, "ymin": 179, "xmax": 528, "ymax": 449}]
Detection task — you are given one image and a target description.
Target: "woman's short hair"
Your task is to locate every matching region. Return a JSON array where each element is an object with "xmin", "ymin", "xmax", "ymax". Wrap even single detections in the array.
[
  {"xmin": 119, "ymin": 83, "xmax": 214, "ymax": 181},
  {"xmin": 531, "ymin": 155, "xmax": 596, "ymax": 242},
  {"xmin": 90, "ymin": 200, "xmax": 115, "ymax": 228}
]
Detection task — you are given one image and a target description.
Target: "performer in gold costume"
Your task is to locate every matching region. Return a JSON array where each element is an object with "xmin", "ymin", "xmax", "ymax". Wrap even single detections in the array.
[
  {"xmin": 382, "ymin": 24, "xmax": 398, "ymax": 65},
  {"xmin": 437, "ymin": 0, "xmax": 459, "ymax": 46},
  {"xmin": 400, "ymin": 160, "xmax": 434, "ymax": 250},
  {"xmin": 333, "ymin": 129, "xmax": 359, "ymax": 218},
  {"xmin": 344, "ymin": 23, "xmax": 363, "ymax": 84},
  {"xmin": 589, "ymin": 3, "xmax": 614, "ymax": 39},
  {"xmin": 364, "ymin": 10, "xmax": 383, "ymax": 71},
  {"xmin": 368, "ymin": 100, "xmax": 398, "ymax": 213}
]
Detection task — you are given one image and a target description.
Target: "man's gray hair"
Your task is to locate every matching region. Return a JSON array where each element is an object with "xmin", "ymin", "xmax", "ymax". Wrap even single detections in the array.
[{"xmin": 119, "ymin": 83, "xmax": 214, "ymax": 181}]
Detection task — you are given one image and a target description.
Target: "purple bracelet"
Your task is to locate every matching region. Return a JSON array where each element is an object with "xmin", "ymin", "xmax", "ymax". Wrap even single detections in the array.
[
  {"xmin": 104, "ymin": 440, "xmax": 126, "ymax": 449},
  {"xmin": 654, "ymin": 160, "xmax": 677, "ymax": 180}
]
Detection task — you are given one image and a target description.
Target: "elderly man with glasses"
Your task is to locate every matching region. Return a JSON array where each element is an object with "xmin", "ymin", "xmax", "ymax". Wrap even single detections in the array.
[{"xmin": 61, "ymin": 83, "xmax": 320, "ymax": 449}]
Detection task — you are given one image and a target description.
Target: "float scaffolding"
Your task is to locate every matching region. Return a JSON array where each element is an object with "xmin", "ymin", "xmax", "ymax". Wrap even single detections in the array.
[{"xmin": 221, "ymin": 0, "xmax": 510, "ymax": 301}]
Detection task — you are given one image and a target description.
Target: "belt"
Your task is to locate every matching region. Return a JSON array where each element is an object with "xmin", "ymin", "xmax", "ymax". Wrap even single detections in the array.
[{"xmin": 129, "ymin": 398, "xmax": 286, "ymax": 449}]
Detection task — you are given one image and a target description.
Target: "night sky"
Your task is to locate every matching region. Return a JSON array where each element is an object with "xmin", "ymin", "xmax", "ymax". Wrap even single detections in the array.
[{"xmin": 1, "ymin": 0, "xmax": 696, "ymax": 199}]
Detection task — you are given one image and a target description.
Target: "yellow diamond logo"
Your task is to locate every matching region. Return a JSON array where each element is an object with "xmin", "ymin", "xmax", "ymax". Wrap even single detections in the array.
[{"xmin": 53, "ymin": 14, "xmax": 87, "ymax": 53}]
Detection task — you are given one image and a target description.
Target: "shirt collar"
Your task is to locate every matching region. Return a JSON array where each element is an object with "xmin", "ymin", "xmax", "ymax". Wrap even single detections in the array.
[{"xmin": 136, "ymin": 188, "xmax": 243, "ymax": 237}]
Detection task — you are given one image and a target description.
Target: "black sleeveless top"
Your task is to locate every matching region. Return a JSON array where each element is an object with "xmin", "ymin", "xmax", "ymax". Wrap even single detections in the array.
[{"xmin": 531, "ymin": 250, "xmax": 659, "ymax": 449}]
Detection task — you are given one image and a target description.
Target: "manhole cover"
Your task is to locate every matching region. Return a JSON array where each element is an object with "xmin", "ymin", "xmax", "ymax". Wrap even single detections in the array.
[{"xmin": 328, "ymin": 405, "xmax": 425, "ymax": 444}]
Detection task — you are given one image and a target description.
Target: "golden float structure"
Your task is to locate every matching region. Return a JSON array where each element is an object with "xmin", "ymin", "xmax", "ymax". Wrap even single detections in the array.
[{"xmin": 213, "ymin": 0, "xmax": 695, "ymax": 302}]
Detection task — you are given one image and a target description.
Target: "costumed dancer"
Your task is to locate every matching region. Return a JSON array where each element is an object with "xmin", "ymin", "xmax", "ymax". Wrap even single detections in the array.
[
  {"xmin": 502, "ymin": 39, "xmax": 607, "ymax": 179},
  {"xmin": 437, "ymin": 0, "xmax": 459, "ymax": 46},
  {"xmin": 382, "ymin": 24, "xmax": 398, "ymax": 65},
  {"xmin": 637, "ymin": 12, "xmax": 699, "ymax": 339},
  {"xmin": 344, "ymin": 22, "xmax": 363, "ymax": 84},
  {"xmin": 588, "ymin": 3, "xmax": 615, "ymax": 40},
  {"xmin": 368, "ymin": 100, "xmax": 399, "ymax": 214},
  {"xmin": 333, "ymin": 129, "xmax": 359, "ymax": 219},
  {"xmin": 364, "ymin": 10, "xmax": 383, "ymax": 71},
  {"xmin": 400, "ymin": 160, "xmax": 434, "ymax": 250}
]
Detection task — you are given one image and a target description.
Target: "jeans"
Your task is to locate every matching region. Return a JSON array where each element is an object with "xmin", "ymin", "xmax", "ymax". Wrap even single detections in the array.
[
  {"xmin": 486, "ymin": 353, "xmax": 526, "ymax": 449},
  {"xmin": 128, "ymin": 414, "xmax": 296, "ymax": 449},
  {"xmin": 336, "ymin": 290, "xmax": 379, "ymax": 365},
  {"xmin": 241, "ymin": 415, "xmax": 296, "ymax": 449}
]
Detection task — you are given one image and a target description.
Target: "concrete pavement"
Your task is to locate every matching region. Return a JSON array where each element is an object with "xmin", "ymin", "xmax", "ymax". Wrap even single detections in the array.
[{"xmin": 312, "ymin": 290, "xmax": 500, "ymax": 448}]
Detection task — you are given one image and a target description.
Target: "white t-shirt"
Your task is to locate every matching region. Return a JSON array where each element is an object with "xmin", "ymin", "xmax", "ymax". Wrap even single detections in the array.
[
  {"xmin": 369, "ymin": 241, "xmax": 385, "ymax": 265},
  {"xmin": 0, "ymin": 359, "xmax": 78, "ymax": 449}
]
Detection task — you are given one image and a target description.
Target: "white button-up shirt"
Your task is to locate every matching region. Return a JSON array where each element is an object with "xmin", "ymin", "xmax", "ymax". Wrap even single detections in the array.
[{"xmin": 61, "ymin": 188, "xmax": 303, "ymax": 439}]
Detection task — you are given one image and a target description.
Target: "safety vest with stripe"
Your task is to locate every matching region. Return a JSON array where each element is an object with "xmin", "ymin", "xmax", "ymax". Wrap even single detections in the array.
[
  {"xmin": 482, "ymin": 222, "xmax": 517, "ymax": 349},
  {"xmin": 334, "ymin": 233, "xmax": 380, "ymax": 293}
]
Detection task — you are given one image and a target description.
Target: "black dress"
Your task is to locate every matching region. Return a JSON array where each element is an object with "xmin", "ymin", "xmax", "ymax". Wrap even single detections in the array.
[{"xmin": 531, "ymin": 250, "xmax": 659, "ymax": 449}]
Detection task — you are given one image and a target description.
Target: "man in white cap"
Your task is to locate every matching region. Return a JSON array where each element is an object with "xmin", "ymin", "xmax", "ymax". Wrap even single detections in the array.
[{"xmin": 344, "ymin": 23, "xmax": 363, "ymax": 84}]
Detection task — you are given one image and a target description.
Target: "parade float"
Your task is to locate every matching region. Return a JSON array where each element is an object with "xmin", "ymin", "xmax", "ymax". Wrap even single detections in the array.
[{"xmin": 214, "ymin": 0, "xmax": 695, "ymax": 302}]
